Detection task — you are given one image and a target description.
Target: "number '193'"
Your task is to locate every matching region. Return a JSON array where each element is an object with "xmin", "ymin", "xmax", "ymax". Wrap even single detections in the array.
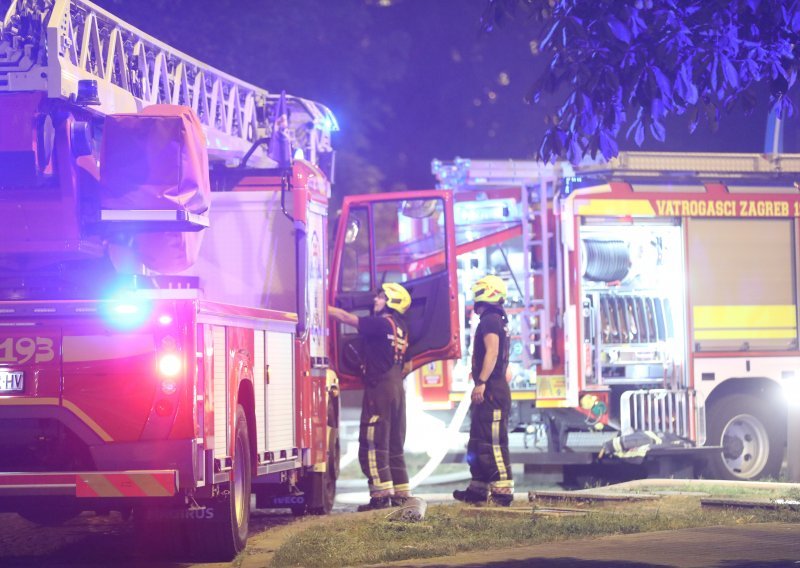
[{"xmin": 0, "ymin": 337, "xmax": 55, "ymax": 364}]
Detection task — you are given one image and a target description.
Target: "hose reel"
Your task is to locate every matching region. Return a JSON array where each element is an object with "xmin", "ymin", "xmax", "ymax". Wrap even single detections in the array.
[{"xmin": 581, "ymin": 239, "xmax": 631, "ymax": 282}]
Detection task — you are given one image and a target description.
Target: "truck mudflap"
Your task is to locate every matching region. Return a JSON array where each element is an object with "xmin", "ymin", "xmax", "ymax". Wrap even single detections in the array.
[{"xmin": 0, "ymin": 470, "xmax": 178, "ymax": 498}]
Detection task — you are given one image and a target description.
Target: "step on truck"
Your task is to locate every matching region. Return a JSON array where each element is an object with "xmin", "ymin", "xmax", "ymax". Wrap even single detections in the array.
[{"xmin": 0, "ymin": 0, "xmax": 461, "ymax": 561}]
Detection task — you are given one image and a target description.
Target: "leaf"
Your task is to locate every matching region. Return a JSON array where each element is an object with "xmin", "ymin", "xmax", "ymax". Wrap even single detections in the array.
[
  {"xmin": 651, "ymin": 65, "xmax": 672, "ymax": 102},
  {"xmin": 710, "ymin": 55, "xmax": 719, "ymax": 92},
  {"xmin": 607, "ymin": 15, "xmax": 631, "ymax": 44},
  {"xmin": 567, "ymin": 134, "xmax": 583, "ymax": 164},
  {"xmin": 720, "ymin": 55, "xmax": 739, "ymax": 89},
  {"xmin": 677, "ymin": 63, "xmax": 698, "ymax": 105},
  {"xmin": 598, "ymin": 127, "xmax": 619, "ymax": 160},
  {"xmin": 649, "ymin": 118, "xmax": 666, "ymax": 142},
  {"xmin": 541, "ymin": 20, "xmax": 560, "ymax": 51},
  {"xmin": 540, "ymin": 127, "xmax": 568, "ymax": 164},
  {"xmin": 787, "ymin": 66, "xmax": 798, "ymax": 90}
]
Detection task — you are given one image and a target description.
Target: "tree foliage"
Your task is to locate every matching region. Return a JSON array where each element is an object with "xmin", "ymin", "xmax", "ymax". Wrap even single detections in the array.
[{"xmin": 482, "ymin": 0, "xmax": 800, "ymax": 163}]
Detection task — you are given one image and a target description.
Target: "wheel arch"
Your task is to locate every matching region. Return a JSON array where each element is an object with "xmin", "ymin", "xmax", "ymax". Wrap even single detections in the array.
[{"xmin": 705, "ymin": 376, "xmax": 786, "ymax": 420}]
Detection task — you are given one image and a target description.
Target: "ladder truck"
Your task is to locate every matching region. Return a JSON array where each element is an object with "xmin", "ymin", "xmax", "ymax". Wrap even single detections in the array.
[
  {"xmin": 421, "ymin": 153, "xmax": 800, "ymax": 484},
  {"xmin": 0, "ymin": 0, "xmax": 461, "ymax": 560}
]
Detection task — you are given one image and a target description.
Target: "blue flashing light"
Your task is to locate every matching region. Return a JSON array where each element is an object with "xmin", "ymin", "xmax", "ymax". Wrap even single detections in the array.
[
  {"xmin": 316, "ymin": 114, "xmax": 337, "ymax": 133},
  {"xmin": 102, "ymin": 294, "xmax": 152, "ymax": 329},
  {"xmin": 114, "ymin": 303, "xmax": 140, "ymax": 315}
]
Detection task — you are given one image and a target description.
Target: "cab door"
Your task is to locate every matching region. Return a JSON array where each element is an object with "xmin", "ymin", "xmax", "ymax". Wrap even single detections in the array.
[{"xmin": 329, "ymin": 191, "xmax": 460, "ymax": 388}]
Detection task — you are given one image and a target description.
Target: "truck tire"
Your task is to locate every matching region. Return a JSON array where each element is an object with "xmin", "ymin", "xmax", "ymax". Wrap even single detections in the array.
[
  {"xmin": 186, "ymin": 404, "xmax": 252, "ymax": 561},
  {"xmin": 704, "ymin": 393, "xmax": 784, "ymax": 481},
  {"xmin": 297, "ymin": 427, "xmax": 339, "ymax": 515}
]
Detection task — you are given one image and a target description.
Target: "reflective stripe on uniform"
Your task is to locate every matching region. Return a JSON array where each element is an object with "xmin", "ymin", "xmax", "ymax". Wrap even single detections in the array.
[
  {"xmin": 491, "ymin": 409, "xmax": 508, "ymax": 481},
  {"xmin": 367, "ymin": 415, "xmax": 381, "ymax": 482},
  {"xmin": 384, "ymin": 315, "xmax": 408, "ymax": 365},
  {"xmin": 366, "ymin": 415, "xmax": 392, "ymax": 492}
]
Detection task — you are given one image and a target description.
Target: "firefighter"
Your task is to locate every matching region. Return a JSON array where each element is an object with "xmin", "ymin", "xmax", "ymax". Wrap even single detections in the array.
[
  {"xmin": 453, "ymin": 274, "xmax": 514, "ymax": 506},
  {"xmin": 328, "ymin": 282, "xmax": 412, "ymax": 511}
]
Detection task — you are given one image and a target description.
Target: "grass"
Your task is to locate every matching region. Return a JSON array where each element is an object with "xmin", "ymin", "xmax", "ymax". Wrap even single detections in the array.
[{"xmin": 268, "ymin": 495, "xmax": 800, "ymax": 567}]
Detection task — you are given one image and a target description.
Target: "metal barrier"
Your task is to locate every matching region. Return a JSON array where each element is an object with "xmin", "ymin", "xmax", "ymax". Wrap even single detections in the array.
[{"xmin": 620, "ymin": 389, "xmax": 693, "ymax": 438}]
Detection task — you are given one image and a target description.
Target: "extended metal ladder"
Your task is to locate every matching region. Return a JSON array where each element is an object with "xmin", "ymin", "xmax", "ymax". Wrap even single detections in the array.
[
  {"xmin": 520, "ymin": 173, "xmax": 554, "ymax": 371},
  {"xmin": 432, "ymin": 158, "xmax": 564, "ymax": 371},
  {"xmin": 0, "ymin": 0, "xmax": 337, "ymax": 166}
]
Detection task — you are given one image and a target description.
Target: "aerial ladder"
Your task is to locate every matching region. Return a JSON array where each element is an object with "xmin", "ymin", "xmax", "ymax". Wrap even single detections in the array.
[
  {"xmin": 0, "ymin": 1, "xmax": 342, "ymax": 560},
  {"xmin": 0, "ymin": 0, "xmax": 338, "ymax": 167}
]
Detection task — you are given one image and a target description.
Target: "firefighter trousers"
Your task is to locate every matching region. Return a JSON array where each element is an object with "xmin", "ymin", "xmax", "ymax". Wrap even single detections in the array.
[
  {"xmin": 466, "ymin": 396, "xmax": 514, "ymax": 496},
  {"xmin": 358, "ymin": 377, "xmax": 410, "ymax": 498}
]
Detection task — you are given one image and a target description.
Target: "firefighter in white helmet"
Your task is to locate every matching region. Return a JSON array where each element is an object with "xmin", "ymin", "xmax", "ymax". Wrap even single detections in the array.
[
  {"xmin": 328, "ymin": 282, "xmax": 412, "ymax": 510},
  {"xmin": 453, "ymin": 274, "xmax": 514, "ymax": 506}
]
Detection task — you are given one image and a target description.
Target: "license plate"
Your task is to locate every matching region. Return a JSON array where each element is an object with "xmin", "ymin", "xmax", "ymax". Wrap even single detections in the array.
[{"xmin": 0, "ymin": 371, "xmax": 23, "ymax": 392}]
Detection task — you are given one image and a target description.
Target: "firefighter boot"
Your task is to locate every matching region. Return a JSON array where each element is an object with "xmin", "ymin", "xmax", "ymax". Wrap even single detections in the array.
[
  {"xmin": 453, "ymin": 488, "xmax": 488, "ymax": 504},
  {"xmin": 357, "ymin": 496, "xmax": 392, "ymax": 512},
  {"xmin": 490, "ymin": 493, "xmax": 513, "ymax": 507},
  {"xmin": 391, "ymin": 490, "xmax": 412, "ymax": 506}
]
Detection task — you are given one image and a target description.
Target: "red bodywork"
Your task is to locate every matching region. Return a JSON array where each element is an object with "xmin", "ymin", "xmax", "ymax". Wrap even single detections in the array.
[{"xmin": 0, "ymin": 93, "xmax": 331, "ymax": 505}]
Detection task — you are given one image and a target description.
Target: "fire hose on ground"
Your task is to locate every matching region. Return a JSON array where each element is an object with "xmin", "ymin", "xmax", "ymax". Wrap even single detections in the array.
[{"xmin": 336, "ymin": 388, "xmax": 473, "ymax": 490}]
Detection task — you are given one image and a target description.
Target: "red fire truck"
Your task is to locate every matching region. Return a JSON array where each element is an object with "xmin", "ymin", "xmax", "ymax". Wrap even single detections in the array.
[
  {"xmin": 0, "ymin": 0, "xmax": 460, "ymax": 561},
  {"xmin": 413, "ymin": 153, "xmax": 800, "ymax": 483}
]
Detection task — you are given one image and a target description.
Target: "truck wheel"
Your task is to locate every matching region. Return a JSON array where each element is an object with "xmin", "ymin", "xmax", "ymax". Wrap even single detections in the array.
[
  {"xmin": 704, "ymin": 393, "xmax": 784, "ymax": 480},
  {"xmin": 301, "ymin": 427, "xmax": 339, "ymax": 515},
  {"xmin": 186, "ymin": 404, "xmax": 252, "ymax": 561}
]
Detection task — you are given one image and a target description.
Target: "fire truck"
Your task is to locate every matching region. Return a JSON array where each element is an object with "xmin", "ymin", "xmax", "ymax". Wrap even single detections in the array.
[
  {"xmin": 0, "ymin": 0, "xmax": 460, "ymax": 560},
  {"xmin": 410, "ymin": 153, "xmax": 800, "ymax": 483}
]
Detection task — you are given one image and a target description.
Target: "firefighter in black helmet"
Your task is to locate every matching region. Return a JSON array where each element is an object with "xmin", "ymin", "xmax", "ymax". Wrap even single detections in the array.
[
  {"xmin": 328, "ymin": 282, "xmax": 412, "ymax": 511},
  {"xmin": 453, "ymin": 275, "xmax": 514, "ymax": 506}
]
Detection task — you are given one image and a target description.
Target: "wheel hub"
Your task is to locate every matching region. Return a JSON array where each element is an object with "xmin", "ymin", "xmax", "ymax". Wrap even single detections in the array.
[{"xmin": 722, "ymin": 433, "xmax": 744, "ymax": 459}]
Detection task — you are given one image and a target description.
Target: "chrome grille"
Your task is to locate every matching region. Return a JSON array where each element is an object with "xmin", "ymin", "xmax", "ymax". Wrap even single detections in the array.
[{"xmin": 620, "ymin": 389, "xmax": 693, "ymax": 438}]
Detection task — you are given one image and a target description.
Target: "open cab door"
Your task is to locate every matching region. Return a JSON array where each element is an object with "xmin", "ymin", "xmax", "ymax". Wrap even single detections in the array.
[{"xmin": 329, "ymin": 191, "xmax": 460, "ymax": 388}]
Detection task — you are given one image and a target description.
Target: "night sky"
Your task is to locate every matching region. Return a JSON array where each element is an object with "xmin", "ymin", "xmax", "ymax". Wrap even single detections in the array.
[{"xmin": 92, "ymin": 0, "xmax": 795, "ymax": 195}]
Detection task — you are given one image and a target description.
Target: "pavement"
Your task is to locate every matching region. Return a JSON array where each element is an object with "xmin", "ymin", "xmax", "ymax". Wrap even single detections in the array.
[{"xmin": 240, "ymin": 489, "xmax": 800, "ymax": 568}]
